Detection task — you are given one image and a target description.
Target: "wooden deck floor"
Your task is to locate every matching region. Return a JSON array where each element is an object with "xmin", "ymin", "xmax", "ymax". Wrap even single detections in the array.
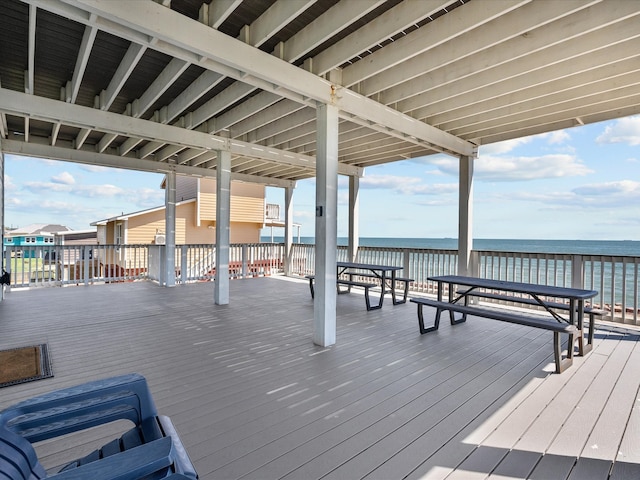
[{"xmin": 1, "ymin": 277, "xmax": 640, "ymax": 480}]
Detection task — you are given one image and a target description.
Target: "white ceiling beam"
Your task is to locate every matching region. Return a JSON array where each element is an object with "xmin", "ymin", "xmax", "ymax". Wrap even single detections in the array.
[
  {"xmin": 53, "ymin": 0, "xmax": 473, "ymax": 156},
  {"xmin": 429, "ymin": 45, "xmax": 640, "ymax": 129},
  {"xmin": 75, "ymin": 128, "xmax": 91, "ymax": 149},
  {"xmin": 69, "ymin": 23, "xmax": 98, "ymax": 103},
  {"xmin": 132, "ymin": 57, "xmax": 190, "ymax": 118},
  {"xmin": 390, "ymin": 0, "xmax": 637, "ymax": 113},
  {"xmin": 280, "ymin": 0, "xmax": 385, "ymax": 63},
  {"xmin": 100, "ymin": 43, "xmax": 146, "ymax": 110},
  {"xmin": 203, "ymin": 0, "xmax": 242, "ymax": 29},
  {"xmin": 1, "ymin": 138, "xmax": 296, "ymax": 187},
  {"xmin": 208, "ymin": 89, "xmax": 280, "ymax": 133},
  {"xmin": 166, "ymin": 70, "xmax": 225, "ymax": 125},
  {"xmin": 0, "ymin": 88, "xmax": 335, "ymax": 170},
  {"xmin": 231, "ymin": 99, "xmax": 305, "ymax": 139},
  {"xmin": 410, "ymin": 18, "xmax": 640, "ymax": 120},
  {"xmin": 190, "ymin": 82, "xmax": 255, "ymax": 131},
  {"xmin": 26, "ymin": 4, "xmax": 36, "ymax": 94},
  {"xmin": 310, "ymin": 0, "xmax": 454, "ymax": 76},
  {"xmin": 249, "ymin": 0, "xmax": 316, "ymax": 48},
  {"xmin": 342, "ymin": 0, "xmax": 528, "ymax": 89},
  {"xmin": 451, "ymin": 84, "xmax": 640, "ymax": 139}
]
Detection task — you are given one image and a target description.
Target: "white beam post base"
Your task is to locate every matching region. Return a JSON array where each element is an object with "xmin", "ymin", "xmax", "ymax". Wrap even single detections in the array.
[
  {"xmin": 284, "ymin": 186, "xmax": 294, "ymax": 276},
  {"xmin": 164, "ymin": 169, "xmax": 176, "ymax": 287},
  {"xmin": 215, "ymin": 150, "xmax": 231, "ymax": 305},
  {"xmin": 458, "ymin": 153, "xmax": 475, "ymax": 276},
  {"xmin": 313, "ymin": 103, "xmax": 339, "ymax": 347},
  {"xmin": 348, "ymin": 175, "xmax": 360, "ymax": 262}
]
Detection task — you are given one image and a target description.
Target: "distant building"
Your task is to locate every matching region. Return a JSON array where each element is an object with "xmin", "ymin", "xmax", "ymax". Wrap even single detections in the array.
[
  {"xmin": 3, "ymin": 224, "xmax": 97, "ymax": 259},
  {"xmin": 4, "ymin": 224, "xmax": 65, "ymax": 257},
  {"xmin": 91, "ymin": 176, "xmax": 268, "ymax": 246}
]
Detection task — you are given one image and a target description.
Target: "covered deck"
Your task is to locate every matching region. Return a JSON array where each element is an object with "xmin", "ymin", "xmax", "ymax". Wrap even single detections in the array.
[{"xmin": 1, "ymin": 278, "xmax": 639, "ymax": 479}]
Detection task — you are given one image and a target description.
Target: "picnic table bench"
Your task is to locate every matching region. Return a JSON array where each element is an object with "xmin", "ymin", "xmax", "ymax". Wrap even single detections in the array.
[
  {"xmin": 306, "ymin": 275, "xmax": 380, "ymax": 310},
  {"xmin": 305, "ymin": 262, "xmax": 412, "ymax": 311},
  {"xmin": 456, "ymin": 288, "xmax": 603, "ymax": 351},
  {"xmin": 410, "ymin": 297, "xmax": 579, "ymax": 373},
  {"xmin": 410, "ymin": 275, "xmax": 598, "ymax": 373}
]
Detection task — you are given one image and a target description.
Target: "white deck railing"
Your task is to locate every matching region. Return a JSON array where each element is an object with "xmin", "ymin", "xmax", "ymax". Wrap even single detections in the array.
[
  {"xmin": 289, "ymin": 244, "xmax": 640, "ymax": 325},
  {"xmin": 4, "ymin": 243, "xmax": 638, "ymax": 324}
]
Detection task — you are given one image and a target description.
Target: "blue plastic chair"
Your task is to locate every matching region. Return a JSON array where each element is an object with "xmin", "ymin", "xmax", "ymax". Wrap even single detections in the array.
[{"xmin": 0, "ymin": 373, "xmax": 198, "ymax": 479}]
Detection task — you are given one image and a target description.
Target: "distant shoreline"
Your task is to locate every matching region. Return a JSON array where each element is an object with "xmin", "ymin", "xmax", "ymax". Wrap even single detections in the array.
[{"xmin": 260, "ymin": 236, "xmax": 640, "ymax": 256}]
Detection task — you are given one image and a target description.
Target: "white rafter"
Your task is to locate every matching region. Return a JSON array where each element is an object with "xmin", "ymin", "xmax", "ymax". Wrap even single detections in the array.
[
  {"xmin": 1, "ymin": 138, "xmax": 296, "ymax": 187},
  {"xmin": 53, "ymin": 0, "xmax": 473, "ymax": 156}
]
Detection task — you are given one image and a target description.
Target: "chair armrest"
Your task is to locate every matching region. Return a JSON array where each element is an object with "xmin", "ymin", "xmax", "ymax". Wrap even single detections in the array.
[
  {"xmin": 1, "ymin": 373, "xmax": 160, "ymax": 443},
  {"xmin": 157, "ymin": 415, "xmax": 198, "ymax": 478},
  {"xmin": 52, "ymin": 436, "xmax": 175, "ymax": 480}
]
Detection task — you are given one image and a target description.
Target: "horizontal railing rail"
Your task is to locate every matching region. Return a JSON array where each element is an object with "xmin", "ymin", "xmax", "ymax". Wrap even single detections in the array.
[
  {"xmin": 4, "ymin": 242, "xmax": 638, "ymax": 325},
  {"xmin": 290, "ymin": 244, "xmax": 639, "ymax": 325},
  {"xmin": 3, "ymin": 243, "xmax": 285, "ymax": 287}
]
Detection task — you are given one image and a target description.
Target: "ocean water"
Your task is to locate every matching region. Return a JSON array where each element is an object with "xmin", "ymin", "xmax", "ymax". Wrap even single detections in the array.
[{"xmin": 261, "ymin": 236, "xmax": 640, "ymax": 257}]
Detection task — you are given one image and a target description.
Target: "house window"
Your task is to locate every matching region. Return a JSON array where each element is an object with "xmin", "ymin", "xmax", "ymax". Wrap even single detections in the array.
[
  {"xmin": 5, "ymin": 238, "xmax": 13, "ymax": 243},
  {"xmin": 115, "ymin": 224, "xmax": 123, "ymax": 245}
]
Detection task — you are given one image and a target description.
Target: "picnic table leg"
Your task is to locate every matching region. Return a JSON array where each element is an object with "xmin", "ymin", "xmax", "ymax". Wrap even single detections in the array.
[
  {"xmin": 417, "ymin": 302, "xmax": 440, "ymax": 333},
  {"xmin": 447, "ymin": 282, "xmax": 467, "ymax": 325},
  {"xmin": 575, "ymin": 299, "xmax": 591, "ymax": 355}
]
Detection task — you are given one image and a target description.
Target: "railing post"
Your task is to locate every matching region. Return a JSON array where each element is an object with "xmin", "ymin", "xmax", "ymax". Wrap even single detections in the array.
[
  {"xmin": 571, "ymin": 254, "xmax": 583, "ymax": 289},
  {"xmin": 159, "ymin": 245, "xmax": 166, "ymax": 286},
  {"xmin": 470, "ymin": 250, "xmax": 480, "ymax": 277},
  {"xmin": 402, "ymin": 248, "xmax": 410, "ymax": 278},
  {"xmin": 242, "ymin": 244, "xmax": 248, "ymax": 278},
  {"xmin": 83, "ymin": 245, "xmax": 90, "ymax": 286},
  {"xmin": 180, "ymin": 245, "xmax": 188, "ymax": 284}
]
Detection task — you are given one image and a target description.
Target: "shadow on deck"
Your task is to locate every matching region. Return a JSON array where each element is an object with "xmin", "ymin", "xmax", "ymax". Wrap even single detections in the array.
[{"xmin": 1, "ymin": 277, "xmax": 639, "ymax": 479}]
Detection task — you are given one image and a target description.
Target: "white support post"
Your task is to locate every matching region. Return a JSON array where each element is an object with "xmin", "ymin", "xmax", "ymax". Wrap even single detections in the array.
[
  {"xmin": 348, "ymin": 175, "xmax": 359, "ymax": 262},
  {"xmin": 0, "ymin": 145, "xmax": 4, "ymax": 302},
  {"xmin": 284, "ymin": 186, "xmax": 294, "ymax": 276},
  {"xmin": 458, "ymin": 153, "xmax": 475, "ymax": 276},
  {"xmin": 314, "ymin": 103, "xmax": 339, "ymax": 347},
  {"xmin": 164, "ymin": 169, "xmax": 176, "ymax": 287},
  {"xmin": 215, "ymin": 149, "xmax": 231, "ymax": 305}
]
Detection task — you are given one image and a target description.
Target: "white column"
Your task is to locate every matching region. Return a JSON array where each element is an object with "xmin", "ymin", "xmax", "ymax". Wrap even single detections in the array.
[
  {"xmin": 0, "ymin": 144, "xmax": 4, "ymax": 302},
  {"xmin": 215, "ymin": 149, "xmax": 231, "ymax": 305},
  {"xmin": 458, "ymin": 154, "xmax": 475, "ymax": 276},
  {"xmin": 348, "ymin": 175, "xmax": 359, "ymax": 262},
  {"xmin": 284, "ymin": 186, "xmax": 294, "ymax": 276},
  {"xmin": 314, "ymin": 103, "xmax": 339, "ymax": 347},
  {"xmin": 164, "ymin": 169, "xmax": 176, "ymax": 287}
]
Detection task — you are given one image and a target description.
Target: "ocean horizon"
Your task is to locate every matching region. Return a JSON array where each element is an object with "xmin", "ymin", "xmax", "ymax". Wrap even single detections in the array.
[{"xmin": 260, "ymin": 236, "xmax": 640, "ymax": 257}]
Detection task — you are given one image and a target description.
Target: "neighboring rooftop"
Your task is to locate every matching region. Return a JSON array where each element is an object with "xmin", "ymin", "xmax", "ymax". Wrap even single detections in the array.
[{"xmin": 6, "ymin": 223, "xmax": 72, "ymax": 236}]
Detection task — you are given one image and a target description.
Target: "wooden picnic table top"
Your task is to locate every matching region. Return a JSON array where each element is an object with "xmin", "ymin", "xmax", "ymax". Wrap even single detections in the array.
[
  {"xmin": 337, "ymin": 261, "xmax": 402, "ymax": 272},
  {"xmin": 428, "ymin": 275, "xmax": 598, "ymax": 300}
]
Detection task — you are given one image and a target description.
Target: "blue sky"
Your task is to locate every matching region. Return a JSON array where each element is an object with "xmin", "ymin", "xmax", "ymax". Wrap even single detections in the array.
[{"xmin": 4, "ymin": 115, "xmax": 639, "ymax": 240}]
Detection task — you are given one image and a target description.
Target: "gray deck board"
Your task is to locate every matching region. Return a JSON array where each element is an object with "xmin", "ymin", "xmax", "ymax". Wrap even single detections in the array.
[{"xmin": 1, "ymin": 277, "xmax": 639, "ymax": 479}]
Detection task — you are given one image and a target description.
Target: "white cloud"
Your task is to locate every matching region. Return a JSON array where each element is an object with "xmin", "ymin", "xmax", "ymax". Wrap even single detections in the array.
[
  {"xmin": 79, "ymin": 164, "xmax": 111, "ymax": 173},
  {"xmin": 360, "ymin": 174, "xmax": 457, "ymax": 195},
  {"xmin": 51, "ymin": 171, "xmax": 76, "ymax": 185},
  {"xmin": 541, "ymin": 130, "xmax": 571, "ymax": 145},
  {"xmin": 596, "ymin": 116, "xmax": 640, "ymax": 146},
  {"xmin": 3, "ymin": 174, "xmax": 17, "ymax": 191},
  {"xmin": 431, "ymin": 154, "xmax": 592, "ymax": 181},
  {"xmin": 23, "ymin": 181, "xmax": 73, "ymax": 193},
  {"xmin": 479, "ymin": 137, "xmax": 533, "ymax": 155},
  {"xmin": 500, "ymin": 180, "xmax": 640, "ymax": 210}
]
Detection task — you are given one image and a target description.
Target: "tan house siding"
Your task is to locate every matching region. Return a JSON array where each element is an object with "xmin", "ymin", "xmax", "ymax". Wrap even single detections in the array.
[
  {"xmin": 126, "ymin": 204, "xmax": 190, "ymax": 244},
  {"xmin": 199, "ymin": 191, "xmax": 265, "ymax": 223},
  {"xmin": 205, "ymin": 222, "xmax": 261, "ymax": 244}
]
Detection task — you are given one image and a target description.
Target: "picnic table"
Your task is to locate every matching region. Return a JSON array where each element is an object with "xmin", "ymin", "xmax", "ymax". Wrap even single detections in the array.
[
  {"xmin": 306, "ymin": 262, "xmax": 412, "ymax": 310},
  {"xmin": 411, "ymin": 275, "xmax": 599, "ymax": 373}
]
